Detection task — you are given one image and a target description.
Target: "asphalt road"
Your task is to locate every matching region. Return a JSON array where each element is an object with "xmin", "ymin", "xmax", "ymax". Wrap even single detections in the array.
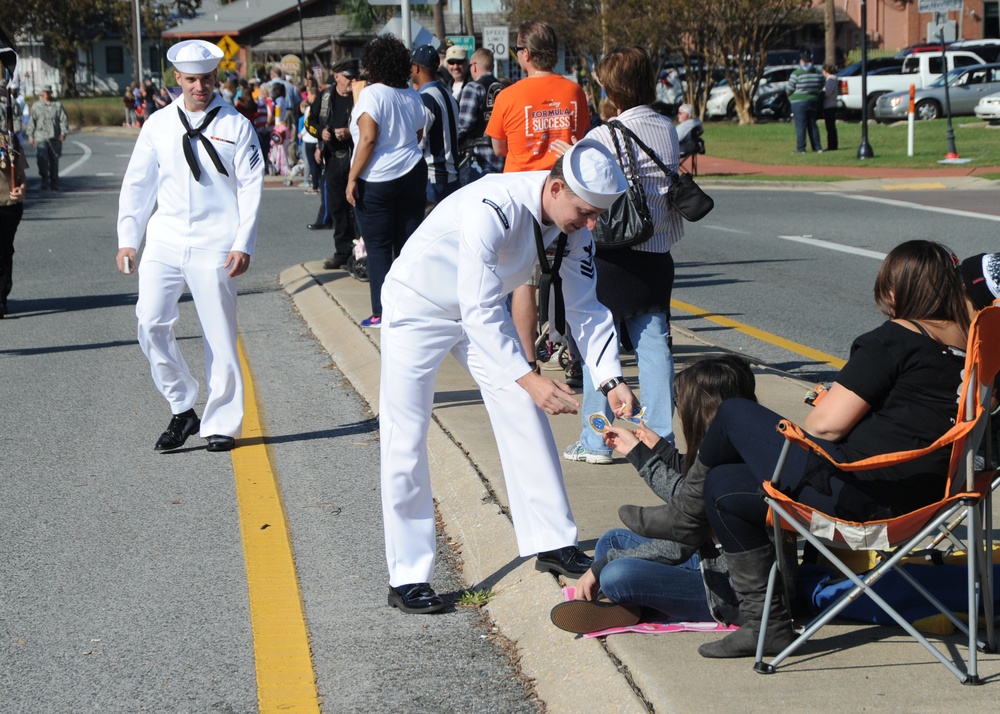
[
  {"xmin": 671, "ymin": 186, "xmax": 999, "ymax": 382},
  {"xmin": 1, "ymin": 135, "xmax": 538, "ymax": 713}
]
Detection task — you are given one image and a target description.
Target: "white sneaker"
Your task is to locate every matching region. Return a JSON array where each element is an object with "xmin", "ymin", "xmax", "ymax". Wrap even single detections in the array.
[{"xmin": 563, "ymin": 441, "xmax": 613, "ymax": 465}]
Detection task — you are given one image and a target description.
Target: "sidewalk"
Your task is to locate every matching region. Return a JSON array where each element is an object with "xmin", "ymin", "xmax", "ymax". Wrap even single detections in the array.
[{"xmin": 281, "ymin": 262, "xmax": 1000, "ymax": 713}]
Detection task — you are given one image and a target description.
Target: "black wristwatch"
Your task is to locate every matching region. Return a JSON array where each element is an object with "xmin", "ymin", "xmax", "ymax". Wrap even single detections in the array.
[{"xmin": 600, "ymin": 376, "xmax": 626, "ymax": 396}]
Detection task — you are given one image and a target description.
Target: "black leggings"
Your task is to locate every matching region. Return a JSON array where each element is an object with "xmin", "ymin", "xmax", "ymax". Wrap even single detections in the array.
[{"xmin": 699, "ymin": 399, "xmax": 927, "ymax": 554}]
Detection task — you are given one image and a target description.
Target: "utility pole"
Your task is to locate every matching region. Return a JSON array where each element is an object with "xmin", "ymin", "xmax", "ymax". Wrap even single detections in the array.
[{"xmin": 133, "ymin": 0, "xmax": 143, "ymax": 85}]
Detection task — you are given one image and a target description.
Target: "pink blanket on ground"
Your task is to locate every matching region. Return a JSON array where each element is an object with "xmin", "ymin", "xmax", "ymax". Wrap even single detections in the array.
[{"xmin": 561, "ymin": 587, "xmax": 739, "ymax": 638}]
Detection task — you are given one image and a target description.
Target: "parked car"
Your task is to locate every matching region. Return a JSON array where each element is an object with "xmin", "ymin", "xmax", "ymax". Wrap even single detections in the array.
[
  {"xmin": 837, "ymin": 57, "xmax": 905, "ymax": 77},
  {"xmin": 873, "ymin": 63, "xmax": 1000, "ymax": 121},
  {"xmin": 974, "ymin": 90, "xmax": 1000, "ymax": 121},
  {"xmin": 754, "ymin": 87, "xmax": 791, "ymax": 121},
  {"xmin": 705, "ymin": 64, "xmax": 797, "ymax": 119}
]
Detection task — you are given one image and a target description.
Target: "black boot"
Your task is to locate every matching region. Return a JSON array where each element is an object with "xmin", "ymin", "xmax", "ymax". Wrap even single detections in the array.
[
  {"xmin": 698, "ymin": 544, "xmax": 796, "ymax": 659},
  {"xmin": 618, "ymin": 457, "xmax": 712, "ymax": 547}
]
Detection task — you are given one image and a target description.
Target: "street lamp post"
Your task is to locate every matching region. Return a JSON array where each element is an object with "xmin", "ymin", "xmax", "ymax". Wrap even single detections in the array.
[
  {"xmin": 939, "ymin": 31, "xmax": 960, "ymax": 159},
  {"xmin": 857, "ymin": 0, "xmax": 874, "ymax": 159},
  {"xmin": 295, "ymin": 0, "xmax": 306, "ymax": 75},
  {"xmin": 134, "ymin": 0, "xmax": 143, "ymax": 84}
]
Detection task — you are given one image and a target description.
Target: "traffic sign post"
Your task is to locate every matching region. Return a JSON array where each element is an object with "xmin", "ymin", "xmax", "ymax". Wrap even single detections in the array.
[
  {"xmin": 445, "ymin": 35, "xmax": 475, "ymax": 58},
  {"xmin": 483, "ymin": 26, "xmax": 509, "ymax": 76},
  {"xmin": 217, "ymin": 35, "xmax": 239, "ymax": 61}
]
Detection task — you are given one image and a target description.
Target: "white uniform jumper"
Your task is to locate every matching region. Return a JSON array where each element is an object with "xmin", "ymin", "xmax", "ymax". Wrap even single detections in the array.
[
  {"xmin": 380, "ymin": 171, "xmax": 623, "ymax": 586},
  {"xmin": 118, "ymin": 94, "xmax": 264, "ymax": 437}
]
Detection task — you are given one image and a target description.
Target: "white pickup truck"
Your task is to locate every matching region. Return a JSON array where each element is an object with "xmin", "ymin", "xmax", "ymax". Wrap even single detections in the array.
[{"xmin": 839, "ymin": 50, "xmax": 985, "ymax": 116}]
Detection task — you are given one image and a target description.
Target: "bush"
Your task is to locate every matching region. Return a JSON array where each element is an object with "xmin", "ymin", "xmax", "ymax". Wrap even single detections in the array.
[{"xmin": 59, "ymin": 97, "xmax": 128, "ymax": 127}]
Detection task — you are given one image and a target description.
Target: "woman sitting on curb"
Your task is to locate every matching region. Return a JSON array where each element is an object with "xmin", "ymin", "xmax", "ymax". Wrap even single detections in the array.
[{"xmin": 550, "ymin": 355, "xmax": 760, "ymax": 633}]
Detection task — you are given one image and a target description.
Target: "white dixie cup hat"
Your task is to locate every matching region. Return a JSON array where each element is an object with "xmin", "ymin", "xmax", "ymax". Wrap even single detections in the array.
[
  {"xmin": 167, "ymin": 40, "xmax": 224, "ymax": 74},
  {"xmin": 561, "ymin": 137, "xmax": 627, "ymax": 210}
]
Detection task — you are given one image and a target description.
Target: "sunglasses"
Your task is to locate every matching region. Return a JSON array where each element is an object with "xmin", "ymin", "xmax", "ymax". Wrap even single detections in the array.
[
  {"xmin": 447, "ymin": 60, "xmax": 464, "ymax": 66},
  {"xmin": 513, "ymin": 45, "xmax": 527, "ymax": 54}
]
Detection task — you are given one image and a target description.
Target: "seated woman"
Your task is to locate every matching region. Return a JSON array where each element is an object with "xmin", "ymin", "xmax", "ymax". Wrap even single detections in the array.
[
  {"xmin": 550, "ymin": 355, "xmax": 757, "ymax": 633},
  {"xmin": 688, "ymin": 240, "xmax": 970, "ymax": 658}
]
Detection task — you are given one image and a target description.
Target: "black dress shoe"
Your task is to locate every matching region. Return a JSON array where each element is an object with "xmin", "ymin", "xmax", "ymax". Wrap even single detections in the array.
[
  {"xmin": 322, "ymin": 256, "xmax": 348, "ymax": 269},
  {"xmin": 205, "ymin": 435, "xmax": 236, "ymax": 452},
  {"xmin": 388, "ymin": 583, "xmax": 445, "ymax": 614},
  {"xmin": 535, "ymin": 546, "xmax": 593, "ymax": 578},
  {"xmin": 154, "ymin": 409, "xmax": 200, "ymax": 451},
  {"xmin": 306, "ymin": 223, "xmax": 331, "ymax": 230}
]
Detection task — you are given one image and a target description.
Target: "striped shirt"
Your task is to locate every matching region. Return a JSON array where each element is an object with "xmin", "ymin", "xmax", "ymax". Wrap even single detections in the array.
[
  {"xmin": 418, "ymin": 80, "xmax": 460, "ymax": 185},
  {"xmin": 787, "ymin": 65, "xmax": 824, "ymax": 101},
  {"xmin": 585, "ymin": 105, "xmax": 684, "ymax": 253}
]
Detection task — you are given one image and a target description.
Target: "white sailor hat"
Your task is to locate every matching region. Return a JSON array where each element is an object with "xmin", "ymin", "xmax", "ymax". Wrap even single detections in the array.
[
  {"xmin": 561, "ymin": 137, "xmax": 627, "ymax": 210},
  {"xmin": 167, "ymin": 40, "xmax": 224, "ymax": 74}
]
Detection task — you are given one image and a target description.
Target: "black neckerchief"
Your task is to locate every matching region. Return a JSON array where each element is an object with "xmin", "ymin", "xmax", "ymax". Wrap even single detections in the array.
[
  {"xmin": 533, "ymin": 217, "xmax": 568, "ymax": 336},
  {"xmin": 178, "ymin": 105, "xmax": 229, "ymax": 181}
]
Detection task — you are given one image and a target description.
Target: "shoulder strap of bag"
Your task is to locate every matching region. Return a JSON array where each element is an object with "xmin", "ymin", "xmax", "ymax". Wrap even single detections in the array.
[
  {"xmin": 612, "ymin": 121, "xmax": 679, "ymax": 180},
  {"xmin": 533, "ymin": 218, "xmax": 569, "ymax": 336},
  {"xmin": 606, "ymin": 119, "xmax": 641, "ymax": 186}
]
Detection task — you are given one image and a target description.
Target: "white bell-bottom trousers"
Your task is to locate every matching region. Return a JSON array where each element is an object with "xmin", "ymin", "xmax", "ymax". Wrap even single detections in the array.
[
  {"xmin": 379, "ymin": 288, "xmax": 578, "ymax": 587},
  {"xmin": 135, "ymin": 242, "xmax": 243, "ymax": 438}
]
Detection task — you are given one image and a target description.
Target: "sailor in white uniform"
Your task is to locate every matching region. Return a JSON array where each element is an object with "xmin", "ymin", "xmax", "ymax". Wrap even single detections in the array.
[
  {"xmin": 116, "ymin": 40, "xmax": 264, "ymax": 453},
  {"xmin": 380, "ymin": 138, "xmax": 638, "ymax": 613}
]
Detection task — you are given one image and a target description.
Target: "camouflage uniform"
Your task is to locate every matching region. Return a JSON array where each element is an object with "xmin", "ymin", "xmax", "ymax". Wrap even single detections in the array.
[{"xmin": 28, "ymin": 97, "xmax": 68, "ymax": 190}]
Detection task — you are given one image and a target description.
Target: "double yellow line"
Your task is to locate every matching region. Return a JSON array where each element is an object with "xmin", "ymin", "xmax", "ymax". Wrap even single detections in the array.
[{"xmin": 670, "ymin": 298, "xmax": 847, "ymax": 370}]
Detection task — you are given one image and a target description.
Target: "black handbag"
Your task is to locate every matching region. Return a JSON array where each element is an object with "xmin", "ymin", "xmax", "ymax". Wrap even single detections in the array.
[
  {"xmin": 590, "ymin": 120, "xmax": 654, "ymax": 251},
  {"xmin": 613, "ymin": 122, "xmax": 715, "ymax": 222}
]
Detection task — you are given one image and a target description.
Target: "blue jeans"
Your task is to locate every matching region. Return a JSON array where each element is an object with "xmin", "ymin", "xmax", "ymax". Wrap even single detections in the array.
[
  {"xmin": 791, "ymin": 99, "xmax": 822, "ymax": 153},
  {"xmin": 596, "ymin": 529, "xmax": 713, "ymax": 621},
  {"xmin": 353, "ymin": 160, "xmax": 428, "ymax": 317},
  {"xmin": 579, "ymin": 311, "xmax": 675, "ymax": 455}
]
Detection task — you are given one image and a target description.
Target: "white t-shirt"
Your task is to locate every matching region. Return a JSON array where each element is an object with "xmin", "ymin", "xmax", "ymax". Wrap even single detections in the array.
[{"xmin": 349, "ymin": 83, "xmax": 424, "ymax": 183}]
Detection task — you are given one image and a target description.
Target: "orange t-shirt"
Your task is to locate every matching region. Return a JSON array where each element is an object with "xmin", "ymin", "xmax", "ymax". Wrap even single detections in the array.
[{"xmin": 486, "ymin": 74, "xmax": 590, "ymax": 173}]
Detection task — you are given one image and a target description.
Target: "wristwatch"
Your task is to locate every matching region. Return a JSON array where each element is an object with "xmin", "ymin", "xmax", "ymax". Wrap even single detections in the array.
[{"xmin": 600, "ymin": 376, "xmax": 626, "ymax": 396}]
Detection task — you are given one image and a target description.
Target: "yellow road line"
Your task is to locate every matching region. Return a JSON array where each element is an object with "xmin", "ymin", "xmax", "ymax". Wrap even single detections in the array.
[
  {"xmin": 233, "ymin": 337, "xmax": 320, "ymax": 713},
  {"xmin": 670, "ymin": 298, "xmax": 847, "ymax": 370},
  {"xmin": 883, "ymin": 182, "xmax": 948, "ymax": 191}
]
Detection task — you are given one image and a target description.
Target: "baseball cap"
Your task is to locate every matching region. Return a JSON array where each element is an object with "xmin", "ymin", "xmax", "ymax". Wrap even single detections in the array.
[
  {"xmin": 960, "ymin": 253, "xmax": 1000, "ymax": 311},
  {"xmin": 331, "ymin": 57, "xmax": 360, "ymax": 79},
  {"xmin": 560, "ymin": 138, "xmax": 628, "ymax": 210},
  {"xmin": 411, "ymin": 44, "xmax": 440, "ymax": 70}
]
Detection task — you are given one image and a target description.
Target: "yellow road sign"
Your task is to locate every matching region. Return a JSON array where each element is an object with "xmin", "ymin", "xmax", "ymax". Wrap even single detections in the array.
[
  {"xmin": 217, "ymin": 35, "xmax": 239, "ymax": 61},
  {"xmin": 218, "ymin": 59, "xmax": 237, "ymax": 72}
]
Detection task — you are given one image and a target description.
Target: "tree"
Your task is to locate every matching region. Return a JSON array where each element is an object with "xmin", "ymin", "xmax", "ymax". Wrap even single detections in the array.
[{"xmin": 698, "ymin": 0, "xmax": 810, "ymax": 124}]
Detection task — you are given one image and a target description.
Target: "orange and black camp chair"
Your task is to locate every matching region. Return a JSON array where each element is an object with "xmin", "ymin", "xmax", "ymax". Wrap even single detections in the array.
[{"xmin": 755, "ymin": 304, "xmax": 1000, "ymax": 683}]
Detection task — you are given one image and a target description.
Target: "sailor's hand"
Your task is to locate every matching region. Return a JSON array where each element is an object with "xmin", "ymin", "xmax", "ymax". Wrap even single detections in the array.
[
  {"xmin": 116, "ymin": 247, "xmax": 137, "ymax": 275},
  {"xmin": 608, "ymin": 383, "xmax": 637, "ymax": 420},
  {"xmin": 517, "ymin": 370, "xmax": 580, "ymax": 415},
  {"xmin": 225, "ymin": 251, "xmax": 251, "ymax": 278},
  {"xmin": 9, "ymin": 182, "xmax": 25, "ymax": 203}
]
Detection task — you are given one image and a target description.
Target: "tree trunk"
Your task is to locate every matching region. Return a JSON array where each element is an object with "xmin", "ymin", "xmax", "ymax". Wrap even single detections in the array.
[
  {"xmin": 60, "ymin": 51, "xmax": 79, "ymax": 98},
  {"xmin": 434, "ymin": 1, "xmax": 446, "ymax": 44},
  {"xmin": 825, "ymin": 0, "xmax": 836, "ymax": 68},
  {"xmin": 463, "ymin": 0, "xmax": 475, "ymax": 37}
]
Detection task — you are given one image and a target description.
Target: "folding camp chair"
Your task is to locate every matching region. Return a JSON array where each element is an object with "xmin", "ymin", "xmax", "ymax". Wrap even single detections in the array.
[
  {"xmin": 756, "ymin": 304, "xmax": 1000, "ymax": 683},
  {"xmin": 678, "ymin": 124, "xmax": 705, "ymax": 176}
]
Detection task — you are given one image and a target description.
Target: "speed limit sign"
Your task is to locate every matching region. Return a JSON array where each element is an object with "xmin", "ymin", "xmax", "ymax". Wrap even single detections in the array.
[{"xmin": 483, "ymin": 26, "xmax": 509, "ymax": 59}]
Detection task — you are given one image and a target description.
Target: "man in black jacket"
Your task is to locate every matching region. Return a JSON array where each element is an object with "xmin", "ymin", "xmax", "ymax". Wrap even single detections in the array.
[{"xmin": 307, "ymin": 58, "xmax": 357, "ymax": 270}]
